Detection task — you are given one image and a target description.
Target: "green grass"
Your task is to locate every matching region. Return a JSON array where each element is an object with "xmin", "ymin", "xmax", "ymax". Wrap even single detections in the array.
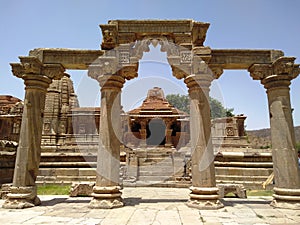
[
  {"xmin": 223, "ymin": 190, "xmax": 273, "ymax": 197},
  {"xmin": 247, "ymin": 190, "xmax": 273, "ymax": 196},
  {"xmin": 37, "ymin": 185, "xmax": 70, "ymax": 195},
  {"xmin": 35, "ymin": 185, "xmax": 274, "ymax": 197}
]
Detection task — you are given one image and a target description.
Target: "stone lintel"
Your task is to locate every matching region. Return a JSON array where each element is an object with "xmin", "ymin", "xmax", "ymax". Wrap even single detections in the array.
[
  {"xmin": 100, "ymin": 20, "xmax": 210, "ymax": 48},
  {"xmin": 107, "ymin": 19, "xmax": 199, "ymax": 33},
  {"xmin": 210, "ymin": 49, "xmax": 284, "ymax": 70},
  {"xmin": 29, "ymin": 48, "xmax": 104, "ymax": 70}
]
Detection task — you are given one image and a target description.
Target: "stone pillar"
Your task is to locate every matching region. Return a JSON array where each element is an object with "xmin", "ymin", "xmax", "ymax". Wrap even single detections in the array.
[
  {"xmin": 3, "ymin": 57, "xmax": 64, "ymax": 209},
  {"xmin": 139, "ymin": 121, "xmax": 147, "ymax": 147},
  {"xmin": 88, "ymin": 67, "xmax": 125, "ymax": 208},
  {"xmin": 184, "ymin": 74, "xmax": 223, "ymax": 209},
  {"xmin": 165, "ymin": 120, "xmax": 173, "ymax": 147},
  {"xmin": 249, "ymin": 57, "xmax": 300, "ymax": 209},
  {"xmin": 264, "ymin": 76, "xmax": 300, "ymax": 209}
]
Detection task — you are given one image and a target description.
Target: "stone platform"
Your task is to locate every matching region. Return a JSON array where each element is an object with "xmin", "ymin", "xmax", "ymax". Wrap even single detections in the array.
[{"xmin": 0, "ymin": 187, "xmax": 299, "ymax": 225}]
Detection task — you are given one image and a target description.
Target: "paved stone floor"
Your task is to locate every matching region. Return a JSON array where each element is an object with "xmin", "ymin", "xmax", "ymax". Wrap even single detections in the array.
[{"xmin": 0, "ymin": 187, "xmax": 299, "ymax": 225}]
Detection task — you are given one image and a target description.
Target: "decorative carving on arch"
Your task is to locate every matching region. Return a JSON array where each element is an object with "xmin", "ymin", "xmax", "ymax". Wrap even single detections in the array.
[
  {"xmin": 131, "ymin": 36, "xmax": 180, "ymax": 61},
  {"xmin": 209, "ymin": 66, "xmax": 224, "ymax": 79},
  {"xmin": 97, "ymin": 20, "xmax": 213, "ymax": 81}
]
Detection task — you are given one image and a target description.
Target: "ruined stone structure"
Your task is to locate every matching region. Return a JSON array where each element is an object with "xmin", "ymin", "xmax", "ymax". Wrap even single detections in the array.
[
  {"xmin": 0, "ymin": 86, "xmax": 271, "ymax": 190},
  {"xmin": 0, "ymin": 96, "xmax": 23, "ymax": 186},
  {"xmin": 123, "ymin": 87, "xmax": 189, "ymax": 148},
  {"xmin": 2, "ymin": 20, "xmax": 300, "ymax": 210},
  {"xmin": 0, "ymin": 95, "xmax": 23, "ymax": 142}
]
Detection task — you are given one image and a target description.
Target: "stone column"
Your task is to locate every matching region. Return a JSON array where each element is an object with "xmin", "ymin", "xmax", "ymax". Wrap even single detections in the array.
[
  {"xmin": 3, "ymin": 57, "xmax": 64, "ymax": 209},
  {"xmin": 139, "ymin": 121, "xmax": 147, "ymax": 147},
  {"xmin": 165, "ymin": 120, "xmax": 173, "ymax": 147},
  {"xmin": 88, "ymin": 65, "xmax": 125, "ymax": 208},
  {"xmin": 249, "ymin": 57, "xmax": 300, "ymax": 209},
  {"xmin": 184, "ymin": 73, "xmax": 223, "ymax": 209}
]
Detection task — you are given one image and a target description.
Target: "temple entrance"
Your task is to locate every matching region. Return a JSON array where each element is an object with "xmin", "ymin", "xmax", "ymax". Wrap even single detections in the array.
[
  {"xmin": 146, "ymin": 118, "xmax": 166, "ymax": 146},
  {"xmin": 5, "ymin": 19, "xmax": 300, "ymax": 211}
]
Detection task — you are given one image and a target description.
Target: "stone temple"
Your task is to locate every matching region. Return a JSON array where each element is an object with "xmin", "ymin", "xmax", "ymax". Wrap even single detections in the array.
[{"xmin": 1, "ymin": 19, "xmax": 299, "ymax": 210}]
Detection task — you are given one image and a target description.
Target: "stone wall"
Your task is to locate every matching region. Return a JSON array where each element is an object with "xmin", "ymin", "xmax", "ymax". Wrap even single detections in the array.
[{"xmin": 0, "ymin": 141, "xmax": 17, "ymax": 185}]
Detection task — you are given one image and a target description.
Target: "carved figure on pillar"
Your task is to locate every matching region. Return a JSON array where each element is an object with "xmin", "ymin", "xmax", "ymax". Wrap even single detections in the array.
[
  {"xmin": 249, "ymin": 56, "xmax": 300, "ymax": 209},
  {"xmin": 3, "ymin": 56, "xmax": 65, "ymax": 209}
]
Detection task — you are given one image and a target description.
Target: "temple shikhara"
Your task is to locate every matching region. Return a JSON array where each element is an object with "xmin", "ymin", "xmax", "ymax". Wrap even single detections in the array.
[{"xmin": 0, "ymin": 20, "xmax": 299, "ymax": 210}]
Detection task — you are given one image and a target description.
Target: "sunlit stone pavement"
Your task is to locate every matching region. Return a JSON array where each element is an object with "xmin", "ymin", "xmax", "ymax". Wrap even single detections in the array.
[{"xmin": 1, "ymin": 187, "xmax": 299, "ymax": 225}]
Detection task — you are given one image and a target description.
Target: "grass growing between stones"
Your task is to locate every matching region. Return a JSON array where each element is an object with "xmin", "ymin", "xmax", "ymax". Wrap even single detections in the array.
[
  {"xmin": 35, "ymin": 185, "xmax": 274, "ymax": 196},
  {"xmin": 247, "ymin": 190, "xmax": 273, "ymax": 196},
  {"xmin": 221, "ymin": 190, "xmax": 273, "ymax": 197},
  {"xmin": 37, "ymin": 185, "xmax": 70, "ymax": 195}
]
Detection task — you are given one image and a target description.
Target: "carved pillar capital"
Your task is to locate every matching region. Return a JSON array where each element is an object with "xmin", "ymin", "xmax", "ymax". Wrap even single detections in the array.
[
  {"xmin": 249, "ymin": 56, "xmax": 300, "ymax": 88},
  {"xmin": 184, "ymin": 73, "xmax": 214, "ymax": 93},
  {"xmin": 248, "ymin": 63, "xmax": 272, "ymax": 80},
  {"xmin": 100, "ymin": 24, "xmax": 118, "ymax": 50},
  {"xmin": 10, "ymin": 56, "xmax": 65, "ymax": 81},
  {"xmin": 118, "ymin": 64, "xmax": 138, "ymax": 80},
  {"xmin": 191, "ymin": 22, "xmax": 210, "ymax": 47},
  {"xmin": 88, "ymin": 59, "xmax": 125, "ymax": 91},
  {"xmin": 209, "ymin": 66, "xmax": 224, "ymax": 79},
  {"xmin": 42, "ymin": 64, "xmax": 65, "ymax": 80}
]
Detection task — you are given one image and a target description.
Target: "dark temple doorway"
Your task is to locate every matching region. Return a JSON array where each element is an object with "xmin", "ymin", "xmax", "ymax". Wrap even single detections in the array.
[{"xmin": 146, "ymin": 118, "xmax": 166, "ymax": 146}]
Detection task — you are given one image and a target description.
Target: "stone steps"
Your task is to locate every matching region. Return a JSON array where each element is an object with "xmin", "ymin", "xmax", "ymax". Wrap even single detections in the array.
[
  {"xmin": 214, "ymin": 161, "xmax": 273, "ymax": 167},
  {"xmin": 36, "ymin": 175, "xmax": 96, "ymax": 185},
  {"xmin": 216, "ymin": 180, "xmax": 274, "ymax": 190},
  {"xmin": 138, "ymin": 175, "xmax": 174, "ymax": 182},
  {"xmin": 130, "ymin": 149, "xmax": 186, "ymax": 184},
  {"xmin": 216, "ymin": 174, "xmax": 271, "ymax": 182},
  {"xmin": 215, "ymin": 167, "xmax": 273, "ymax": 176},
  {"xmin": 38, "ymin": 168, "xmax": 96, "ymax": 176}
]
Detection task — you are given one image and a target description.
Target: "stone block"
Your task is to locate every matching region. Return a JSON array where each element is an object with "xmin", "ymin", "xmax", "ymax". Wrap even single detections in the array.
[
  {"xmin": 69, "ymin": 182, "xmax": 95, "ymax": 197},
  {"xmin": 1, "ymin": 183, "xmax": 12, "ymax": 199},
  {"xmin": 217, "ymin": 183, "xmax": 247, "ymax": 198}
]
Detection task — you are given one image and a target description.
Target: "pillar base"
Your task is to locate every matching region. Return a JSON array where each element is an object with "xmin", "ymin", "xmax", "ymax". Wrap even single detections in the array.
[
  {"xmin": 88, "ymin": 185, "xmax": 123, "ymax": 209},
  {"xmin": 270, "ymin": 187, "xmax": 300, "ymax": 210},
  {"xmin": 186, "ymin": 186, "xmax": 224, "ymax": 210},
  {"xmin": 2, "ymin": 186, "xmax": 41, "ymax": 209}
]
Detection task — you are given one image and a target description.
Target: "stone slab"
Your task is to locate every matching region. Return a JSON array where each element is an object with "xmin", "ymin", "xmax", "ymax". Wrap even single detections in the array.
[{"xmin": 0, "ymin": 188, "xmax": 300, "ymax": 225}]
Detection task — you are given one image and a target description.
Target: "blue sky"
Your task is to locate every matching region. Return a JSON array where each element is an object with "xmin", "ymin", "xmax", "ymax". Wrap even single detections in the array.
[{"xmin": 0, "ymin": 0, "xmax": 299, "ymax": 130}]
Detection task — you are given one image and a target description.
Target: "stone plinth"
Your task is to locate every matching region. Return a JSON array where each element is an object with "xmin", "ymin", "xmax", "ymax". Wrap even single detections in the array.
[
  {"xmin": 2, "ymin": 186, "xmax": 40, "ymax": 209},
  {"xmin": 271, "ymin": 188, "xmax": 300, "ymax": 210},
  {"xmin": 186, "ymin": 186, "xmax": 223, "ymax": 209},
  {"xmin": 89, "ymin": 186, "xmax": 123, "ymax": 209}
]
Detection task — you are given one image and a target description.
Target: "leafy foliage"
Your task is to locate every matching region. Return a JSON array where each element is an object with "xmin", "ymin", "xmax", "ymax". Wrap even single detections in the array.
[
  {"xmin": 166, "ymin": 94, "xmax": 190, "ymax": 114},
  {"xmin": 166, "ymin": 94, "xmax": 234, "ymax": 119}
]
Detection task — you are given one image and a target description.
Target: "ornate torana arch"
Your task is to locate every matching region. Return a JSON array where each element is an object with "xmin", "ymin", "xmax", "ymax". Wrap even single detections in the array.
[
  {"xmin": 3, "ymin": 20, "xmax": 300, "ymax": 210},
  {"xmin": 87, "ymin": 20, "xmax": 222, "ymax": 209}
]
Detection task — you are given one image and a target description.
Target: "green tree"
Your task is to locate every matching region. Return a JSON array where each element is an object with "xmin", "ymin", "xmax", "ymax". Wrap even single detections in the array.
[
  {"xmin": 166, "ymin": 94, "xmax": 234, "ymax": 119},
  {"xmin": 166, "ymin": 94, "xmax": 190, "ymax": 114}
]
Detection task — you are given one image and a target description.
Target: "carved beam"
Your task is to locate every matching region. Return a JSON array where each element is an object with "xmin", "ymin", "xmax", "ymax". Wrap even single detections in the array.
[
  {"xmin": 29, "ymin": 48, "xmax": 104, "ymax": 70},
  {"xmin": 210, "ymin": 49, "xmax": 284, "ymax": 70}
]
